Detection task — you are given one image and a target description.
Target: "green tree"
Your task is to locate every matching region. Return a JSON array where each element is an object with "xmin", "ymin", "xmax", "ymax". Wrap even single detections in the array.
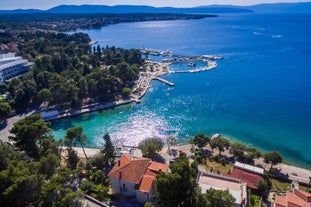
[
  {"xmin": 244, "ymin": 147, "xmax": 262, "ymax": 164},
  {"xmin": 102, "ymin": 133, "xmax": 115, "ymax": 168},
  {"xmin": 257, "ymin": 180, "xmax": 269, "ymax": 200},
  {"xmin": 0, "ymin": 102, "xmax": 11, "ymax": 119},
  {"xmin": 88, "ymin": 152, "xmax": 104, "ymax": 170},
  {"xmin": 66, "ymin": 148, "xmax": 80, "ymax": 170},
  {"xmin": 39, "ymin": 136, "xmax": 60, "ymax": 158},
  {"xmin": 10, "ymin": 114, "xmax": 51, "ymax": 159},
  {"xmin": 156, "ymin": 157, "xmax": 198, "ymax": 207},
  {"xmin": 139, "ymin": 137, "xmax": 164, "ymax": 160},
  {"xmin": 142, "ymin": 143, "xmax": 159, "ymax": 160},
  {"xmin": 38, "ymin": 88, "xmax": 51, "ymax": 102},
  {"xmin": 0, "ymin": 160, "xmax": 41, "ymax": 206},
  {"xmin": 191, "ymin": 133, "xmax": 210, "ymax": 148},
  {"xmin": 80, "ymin": 180, "xmax": 96, "ymax": 194},
  {"xmin": 39, "ymin": 154, "xmax": 59, "ymax": 179},
  {"xmin": 0, "ymin": 140, "xmax": 24, "ymax": 171},
  {"xmin": 230, "ymin": 142, "xmax": 246, "ymax": 161},
  {"xmin": 210, "ymin": 136, "xmax": 230, "ymax": 156},
  {"xmin": 204, "ymin": 188, "xmax": 236, "ymax": 207},
  {"xmin": 263, "ymin": 151, "xmax": 283, "ymax": 169},
  {"xmin": 64, "ymin": 126, "xmax": 88, "ymax": 160},
  {"xmin": 139, "ymin": 137, "xmax": 164, "ymax": 151},
  {"xmin": 122, "ymin": 87, "xmax": 131, "ymax": 97},
  {"xmin": 39, "ymin": 167, "xmax": 83, "ymax": 207}
]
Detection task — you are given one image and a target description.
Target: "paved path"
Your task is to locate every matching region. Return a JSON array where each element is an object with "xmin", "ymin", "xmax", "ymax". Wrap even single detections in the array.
[{"xmin": 0, "ymin": 109, "xmax": 36, "ymax": 142}]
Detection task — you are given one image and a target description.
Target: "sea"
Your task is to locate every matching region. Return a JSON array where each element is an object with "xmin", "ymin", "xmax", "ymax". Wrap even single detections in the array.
[{"xmin": 52, "ymin": 12, "xmax": 311, "ymax": 168}]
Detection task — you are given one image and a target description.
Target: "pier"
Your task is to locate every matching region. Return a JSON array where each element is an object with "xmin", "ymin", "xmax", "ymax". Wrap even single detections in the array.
[{"xmin": 153, "ymin": 77, "xmax": 175, "ymax": 86}]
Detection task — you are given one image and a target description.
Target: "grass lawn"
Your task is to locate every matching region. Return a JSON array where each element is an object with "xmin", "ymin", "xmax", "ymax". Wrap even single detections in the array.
[
  {"xmin": 204, "ymin": 159, "xmax": 234, "ymax": 174},
  {"xmin": 271, "ymin": 178, "xmax": 292, "ymax": 191}
]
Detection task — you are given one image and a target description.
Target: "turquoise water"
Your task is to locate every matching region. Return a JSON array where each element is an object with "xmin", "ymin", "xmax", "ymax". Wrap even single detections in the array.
[{"xmin": 53, "ymin": 13, "xmax": 311, "ymax": 168}]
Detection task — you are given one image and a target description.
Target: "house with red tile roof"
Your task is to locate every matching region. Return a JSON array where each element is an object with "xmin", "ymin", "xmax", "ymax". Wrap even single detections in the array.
[
  {"xmin": 274, "ymin": 189, "xmax": 311, "ymax": 207},
  {"xmin": 224, "ymin": 168, "xmax": 264, "ymax": 190},
  {"xmin": 108, "ymin": 154, "xmax": 169, "ymax": 204}
]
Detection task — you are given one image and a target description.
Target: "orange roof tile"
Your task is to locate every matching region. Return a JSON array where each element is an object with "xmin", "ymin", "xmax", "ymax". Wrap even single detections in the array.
[
  {"xmin": 139, "ymin": 175, "xmax": 155, "ymax": 192},
  {"xmin": 286, "ymin": 191, "xmax": 308, "ymax": 207},
  {"xmin": 108, "ymin": 155, "xmax": 169, "ymax": 193},
  {"xmin": 274, "ymin": 195, "xmax": 287, "ymax": 207},
  {"xmin": 148, "ymin": 161, "xmax": 169, "ymax": 173},
  {"xmin": 294, "ymin": 189, "xmax": 311, "ymax": 202},
  {"xmin": 108, "ymin": 155, "xmax": 151, "ymax": 183}
]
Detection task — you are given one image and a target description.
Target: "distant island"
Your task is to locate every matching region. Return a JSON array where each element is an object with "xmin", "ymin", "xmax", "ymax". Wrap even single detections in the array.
[{"xmin": 0, "ymin": 13, "xmax": 216, "ymax": 32}]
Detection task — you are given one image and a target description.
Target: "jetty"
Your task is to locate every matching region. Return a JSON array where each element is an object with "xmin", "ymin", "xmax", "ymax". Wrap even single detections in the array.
[{"xmin": 153, "ymin": 77, "xmax": 175, "ymax": 86}]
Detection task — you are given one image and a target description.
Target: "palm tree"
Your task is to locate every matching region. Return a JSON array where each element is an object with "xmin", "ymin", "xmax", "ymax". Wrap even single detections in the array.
[{"xmin": 65, "ymin": 126, "xmax": 88, "ymax": 160}]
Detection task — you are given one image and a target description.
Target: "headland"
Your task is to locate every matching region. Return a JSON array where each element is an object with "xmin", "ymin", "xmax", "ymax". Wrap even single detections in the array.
[{"xmin": 40, "ymin": 49, "xmax": 219, "ymax": 121}]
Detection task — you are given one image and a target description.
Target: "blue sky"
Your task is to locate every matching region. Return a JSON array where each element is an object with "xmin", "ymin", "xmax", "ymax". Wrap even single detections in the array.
[{"xmin": 1, "ymin": 0, "xmax": 310, "ymax": 10}]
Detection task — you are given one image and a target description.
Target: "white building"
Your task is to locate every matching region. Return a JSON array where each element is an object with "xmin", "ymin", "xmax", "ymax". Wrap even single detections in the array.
[
  {"xmin": 0, "ymin": 53, "xmax": 33, "ymax": 82},
  {"xmin": 197, "ymin": 172, "xmax": 247, "ymax": 207}
]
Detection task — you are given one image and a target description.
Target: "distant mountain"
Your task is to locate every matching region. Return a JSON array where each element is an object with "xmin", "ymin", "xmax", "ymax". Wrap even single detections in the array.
[
  {"xmin": 0, "ymin": 2, "xmax": 310, "ymax": 15},
  {"xmin": 0, "ymin": 5, "xmax": 252, "ymax": 15},
  {"xmin": 0, "ymin": 9, "xmax": 41, "ymax": 14},
  {"xmin": 245, "ymin": 2, "xmax": 311, "ymax": 13},
  {"xmin": 45, "ymin": 5, "xmax": 253, "ymax": 14}
]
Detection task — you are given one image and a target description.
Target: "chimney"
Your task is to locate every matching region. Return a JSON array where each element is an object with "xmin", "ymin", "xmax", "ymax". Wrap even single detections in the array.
[
  {"xmin": 118, "ymin": 160, "xmax": 120, "ymax": 167},
  {"xmin": 159, "ymin": 167, "xmax": 162, "ymax": 172}
]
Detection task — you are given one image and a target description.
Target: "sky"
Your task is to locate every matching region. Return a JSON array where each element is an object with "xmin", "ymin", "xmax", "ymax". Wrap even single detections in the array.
[{"xmin": 1, "ymin": 0, "xmax": 310, "ymax": 10}]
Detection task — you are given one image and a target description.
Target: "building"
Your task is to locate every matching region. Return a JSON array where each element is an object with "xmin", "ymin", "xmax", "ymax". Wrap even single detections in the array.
[
  {"xmin": 274, "ymin": 189, "xmax": 311, "ymax": 207},
  {"xmin": 0, "ymin": 53, "xmax": 33, "ymax": 82},
  {"xmin": 224, "ymin": 162, "xmax": 264, "ymax": 190},
  {"xmin": 234, "ymin": 161, "xmax": 264, "ymax": 175},
  {"xmin": 224, "ymin": 168, "xmax": 263, "ymax": 190},
  {"xmin": 197, "ymin": 172, "xmax": 247, "ymax": 207},
  {"xmin": 108, "ymin": 154, "xmax": 169, "ymax": 204}
]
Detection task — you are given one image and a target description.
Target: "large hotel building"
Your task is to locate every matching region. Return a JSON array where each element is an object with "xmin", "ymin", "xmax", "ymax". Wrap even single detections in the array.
[{"xmin": 0, "ymin": 53, "xmax": 33, "ymax": 82}]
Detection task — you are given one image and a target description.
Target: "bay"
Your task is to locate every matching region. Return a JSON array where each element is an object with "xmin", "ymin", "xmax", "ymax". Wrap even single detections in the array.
[{"xmin": 52, "ymin": 13, "xmax": 311, "ymax": 168}]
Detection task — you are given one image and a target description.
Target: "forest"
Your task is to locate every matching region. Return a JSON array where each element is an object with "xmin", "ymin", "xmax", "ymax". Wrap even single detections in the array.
[
  {"xmin": 1, "ymin": 31, "xmax": 144, "ymax": 114},
  {"xmin": 0, "ymin": 13, "xmax": 215, "ymax": 32}
]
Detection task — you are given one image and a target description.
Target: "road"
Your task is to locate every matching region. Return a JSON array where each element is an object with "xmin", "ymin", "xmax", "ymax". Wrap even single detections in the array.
[{"xmin": 0, "ymin": 109, "xmax": 37, "ymax": 142}]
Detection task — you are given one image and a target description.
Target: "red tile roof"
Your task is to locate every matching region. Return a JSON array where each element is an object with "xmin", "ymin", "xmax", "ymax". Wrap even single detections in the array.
[
  {"xmin": 108, "ymin": 155, "xmax": 151, "ymax": 183},
  {"xmin": 148, "ymin": 161, "xmax": 169, "ymax": 173},
  {"xmin": 286, "ymin": 191, "xmax": 307, "ymax": 207},
  {"xmin": 274, "ymin": 195, "xmax": 287, "ymax": 207},
  {"xmin": 139, "ymin": 175, "xmax": 155, "ymax": 192},
  {"xmin": 224, "ymin": 168, "xmax": 263, "ymax": 190},
  {"xmin": 274, "ymin": 189, "xmax": 311, "ymax": 207},
  {"xmin": 294, "ymin": 189, "xmax": 311, "ymax": 202},
  {"xmin": 108, "ymin": 154, "xmax": 169, "ymax": 193}
]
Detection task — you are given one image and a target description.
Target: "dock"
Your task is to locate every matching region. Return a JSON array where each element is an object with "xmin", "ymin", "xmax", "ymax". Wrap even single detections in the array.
[{"xmin": 153, "ymin": 77, "xmax": 175, "ymax": 86}]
